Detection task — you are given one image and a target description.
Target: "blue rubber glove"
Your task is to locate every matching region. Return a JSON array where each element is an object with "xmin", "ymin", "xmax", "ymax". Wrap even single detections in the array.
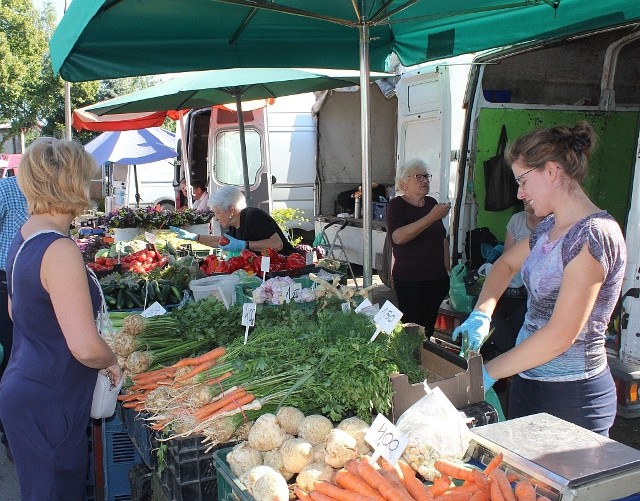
[
  {"xmin": 451, "ymin": 310, "xmax": 492, "ymax": 355},
  {"xmin": 220, "ymin": 233, "xmax": 246, "ymax": 253},
  {"xmin": 482, "ymin": 365, "xmax": 496, "ymax": 394},
  {"xmin": 169, "ymin": 226, "xmax": 198, "ymax": 241}
]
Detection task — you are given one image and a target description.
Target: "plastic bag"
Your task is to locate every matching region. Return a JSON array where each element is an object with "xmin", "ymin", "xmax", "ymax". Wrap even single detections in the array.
[
  {"xmin": 396, "ymin": 384, "xmax": 472, "ymax": 480},
  {"xmin": 449, "ymin": 263, "xmax": 473, "ymax": 313},
  {"xmin": 91, "ymin": 370, "xmax": 123, "ymax": 419}
]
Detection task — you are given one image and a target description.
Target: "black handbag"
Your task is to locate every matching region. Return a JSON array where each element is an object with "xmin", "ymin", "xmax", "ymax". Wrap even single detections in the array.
[{"xmin": 483, "ymin": 125, "xmax": 520, "ymax": 211}]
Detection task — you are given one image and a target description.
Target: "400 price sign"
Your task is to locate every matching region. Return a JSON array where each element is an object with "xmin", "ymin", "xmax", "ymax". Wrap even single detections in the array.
[{"xmin": 364, "ymin": 414, "xmax": 409, "ymax": 465}]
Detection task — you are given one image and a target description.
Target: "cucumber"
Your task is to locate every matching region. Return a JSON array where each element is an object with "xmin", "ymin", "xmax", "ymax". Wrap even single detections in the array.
[
  {"xmin": 169, "ymin": 286, "xmax": 182, "ymax": 303},
  {"xmin": 160, "ymin": 284, "xmax": 171, "ymax": 305},
  {"xmin": 125, "ymin": 295, "xmax": 134, "ymax": 309},
  {"xmin": 116, "ymin": 289, "xmax": 126, "ymax": 310},
  {"xmin": 151, "ymin": 280, "xmax": 162, "ymax": 300},
  {"xmin": 125, "ymin": 289, "xmax": 143, "ymax": 308},
  {"xmin": 104, "ymin": 295, "xmax": 117, "ymax": 307},
  {"xmin": 144, "ymin": 282, "xmax": 155, "ymax": 301}
]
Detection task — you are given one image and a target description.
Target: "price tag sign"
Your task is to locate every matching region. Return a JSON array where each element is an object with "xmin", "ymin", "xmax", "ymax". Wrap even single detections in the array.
[
  {"xmin": 370, "ymin": 300, "xmax": 403, "ymax": 342},
  {"xmin": 260, "ymin": 256, "xmax": 270, "ymax": 282},
  {"xmin": 341, "ymin": 302, "xmax": 351, "ymax": 312},
  {"xmin": 242, "ymin": 303, "xmax": 256, "ymax": 344},
  {"xmin": 354, "ymin": 298, "xmax": 372, "ymax": 313},
  {"xmin": 364, "ymin": 414, "xmax": 408, "ymax": 466},
  {"xmin": 305, "ymin": 251, "xmax": 315, "ymax": 266},
  {"xmin": 144, "ymin": 231, "xmax": 157, "ymax": 244},
  {"xmin": 285, "ymin": 282, "xmax": 303, "ymax": 302},
  {"xmin": 141, "ymin": 301, "xmax": 167, "ymax": 318}
]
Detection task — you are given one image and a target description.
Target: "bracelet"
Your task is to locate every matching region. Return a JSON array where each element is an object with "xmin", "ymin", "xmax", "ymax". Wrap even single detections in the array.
[{"xmin": 195, "ymin": 234, "xmax": 200, "ymax": 243}]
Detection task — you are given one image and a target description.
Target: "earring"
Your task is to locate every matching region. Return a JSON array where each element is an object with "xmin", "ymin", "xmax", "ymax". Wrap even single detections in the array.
[{"xmin": 228, "ymin": 214, "xmax": 232, "ymax": 220}]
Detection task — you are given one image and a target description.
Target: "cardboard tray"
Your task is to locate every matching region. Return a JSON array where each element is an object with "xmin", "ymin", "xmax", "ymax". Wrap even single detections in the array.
[{"xmin": 390, "ymin": 336, "xmax": 484, "ymax": 422}]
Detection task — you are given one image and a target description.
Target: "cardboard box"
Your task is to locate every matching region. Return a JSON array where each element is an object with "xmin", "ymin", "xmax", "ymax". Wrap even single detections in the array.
[{"xmin": 390, "ymin": 338, "xmax": 484, "ymax": 422}]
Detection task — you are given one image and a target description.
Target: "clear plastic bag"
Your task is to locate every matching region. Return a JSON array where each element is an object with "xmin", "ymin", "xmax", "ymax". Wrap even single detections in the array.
[{"xmin": 396, "ymin": 384, "xmax": 472, "ymax": 480}]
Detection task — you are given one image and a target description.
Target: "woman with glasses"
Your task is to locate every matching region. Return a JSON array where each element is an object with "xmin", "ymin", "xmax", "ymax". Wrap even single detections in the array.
[
  {"xmin": 386, "ymin": 158, "xmax": 452, "ymax": 338},
  {"xmin": 452, "ymin": 121, "xmax": 626, "ymax": 436}
]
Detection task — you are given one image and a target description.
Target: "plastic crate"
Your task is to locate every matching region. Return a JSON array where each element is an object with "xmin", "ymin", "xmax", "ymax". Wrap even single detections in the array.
[
  {"xmin": 234, "ymin": 275, "xmax": 316, "ymax": 311},
  {"xmin": 122, "ymin": 406, "xmax": 157, "ymax": 469},
  {"xmin": 129, "ymin": 463, "xmax": 154, "ymax": 501},
  {"xmin": 102, "ymin": 411, "xmax": 143, "ymax": 501},
  {"xmin": 211, "ymin": 446, "xmax": 253, "ymax": 501},
  {"xmin": 160, "ymin": 437, "xmax": 237, "ymax": 501}
]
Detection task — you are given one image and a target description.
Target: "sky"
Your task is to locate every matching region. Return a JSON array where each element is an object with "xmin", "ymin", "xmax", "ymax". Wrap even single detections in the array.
[{"xmin": 33, "ymin": 0, "xmax": 65, "ymax": 23}]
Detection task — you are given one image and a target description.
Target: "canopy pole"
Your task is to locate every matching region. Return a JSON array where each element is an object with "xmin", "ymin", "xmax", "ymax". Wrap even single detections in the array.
[
  {"xmin": 178, "ymin": 110, "xmax": 193, "ymax": 208},
  {"xmin": 359, "ymin": 21, "xmax": 373, "ymax": 288},
  {"xmin": 133, "ymin": 165, "xmax": 141, "ymax": 207},
  {"xmin": 235, "ymin": 93, "xmax": 252, "ymax": 207}
]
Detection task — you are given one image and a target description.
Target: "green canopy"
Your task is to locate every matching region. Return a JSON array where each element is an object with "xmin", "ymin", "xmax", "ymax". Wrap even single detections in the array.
[{"xmin": 51, "ymin": 0, "xmax": 640, "ymax": 82}]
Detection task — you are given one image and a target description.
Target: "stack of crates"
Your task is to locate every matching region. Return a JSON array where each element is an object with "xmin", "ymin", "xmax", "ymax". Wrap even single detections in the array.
[{"xmin": 102, "ymin": 410, "xmax": 142, "ymax": 501}]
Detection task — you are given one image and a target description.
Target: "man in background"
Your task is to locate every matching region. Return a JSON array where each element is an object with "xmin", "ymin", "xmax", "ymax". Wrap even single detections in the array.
[{"xmin": 0, "ymin": 175, "xmax": 28, "ymax": 461}]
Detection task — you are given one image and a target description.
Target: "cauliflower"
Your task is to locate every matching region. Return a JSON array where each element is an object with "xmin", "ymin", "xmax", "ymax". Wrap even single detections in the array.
[
  {"xmin": 248, "ymin": 413, "xmax": 287, "ymax": 452},
  {"xmin": 276, "ymin": 406, "xmax": 305, "ymax": 435},
  {"xmin": 336, "ymin": 416, "xmax": 372, "ymax": 455},
  {"xmin": 252, "ymin": 468, "xmax": 290, "ymax": 501},
  {"xmin": 298, "ymin": 415, "xmax": 333, "ymax": 446},
  {"xmin": 280, "ymin": 438, "xmax": 314, "ymax": 473},
  {"xmin": 262, "ymin": 448, "xmax": 294, "ymax": 481},
  {"xmin": 323, "ymin": 429, "xmax": 358, "ymax": 468},
  {"xmin": 295, "ymin": 462, "xmax": 335, "ymax": 492},
  {"xmin": 227, "ymin": 442, "xmax": 263, "ymax": 477}
]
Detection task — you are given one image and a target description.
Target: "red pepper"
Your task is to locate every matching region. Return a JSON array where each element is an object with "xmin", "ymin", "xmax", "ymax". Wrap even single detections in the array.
[
  {"xmin": 286, "ymin": 253, "xmax": 306, "ymax": 270},
  {"xmin": 215, "ymin": 261, "xmax": 230, "ymax": 274},
  {"xmin": 252, "ymin": 256, "xmax": 263, "ymax": 274},
  {"xmin": 240, "ymin": 249, "xmax": 257, "ymax": 266},
  {"xmin": 227, "ymin": 256, "xmax": 245, "ymax": 272}
]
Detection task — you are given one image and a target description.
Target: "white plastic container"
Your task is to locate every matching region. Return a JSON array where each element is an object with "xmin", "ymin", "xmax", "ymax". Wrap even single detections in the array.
[{"xmin": 189, "ymin": 274, "xmax": 240, "ymax": 308}]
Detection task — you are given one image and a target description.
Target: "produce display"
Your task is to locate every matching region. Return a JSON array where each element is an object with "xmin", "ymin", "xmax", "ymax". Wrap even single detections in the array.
[
  {"xmin": 76, "ymin": 235, "xmax": 111, "ymax": 264},
  {"xmin": 200, "ymin": 248, "xmax": 307, "ymax": 276}
]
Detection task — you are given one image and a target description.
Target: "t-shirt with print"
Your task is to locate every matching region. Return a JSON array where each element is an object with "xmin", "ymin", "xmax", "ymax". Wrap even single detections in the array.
[{"xmin": 516, "ymin": 211, "xmax": 626, "ymax": 381}]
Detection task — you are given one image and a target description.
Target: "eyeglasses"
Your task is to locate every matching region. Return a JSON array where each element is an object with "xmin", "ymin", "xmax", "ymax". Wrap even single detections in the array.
[
  {"xmin": 411, "ymin": 173, "xmax": 432, "ymax": 182},
  {"xmin": 514, "ymin": 166, "xmax": 538, "ymax": 188}
]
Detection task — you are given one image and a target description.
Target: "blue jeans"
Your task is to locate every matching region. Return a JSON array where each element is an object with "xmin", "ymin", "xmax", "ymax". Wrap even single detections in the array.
[{"xmin": 508, "ymin": 367, "xmax": 617, "ymax": 436}]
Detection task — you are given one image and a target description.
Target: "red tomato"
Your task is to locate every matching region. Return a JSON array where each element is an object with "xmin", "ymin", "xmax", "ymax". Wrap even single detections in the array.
[
  {"xmin": 219, "ymin": 236, "xmax": 230, "ymax": 246},
  {"xmin": 95, "ymin": 257, "xmax": 107, "ymax": 265},
  {"xmin": 146, "ymin": 256, "xmax": 154, "ymax": 264}
]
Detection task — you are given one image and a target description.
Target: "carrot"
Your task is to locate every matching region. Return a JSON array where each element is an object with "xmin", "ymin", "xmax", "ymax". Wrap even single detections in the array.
[
  {"xmin": 453, "ymin": 482, "xmax": 480, "ymax": 494},
  {"xmin": 536, "ymin": 497, "xmax": 552, "ymax": 501},
  {"xmin": 429, "ymin": 474, "xmax": 452, "ymax": 497},
  {"xmin": 434, "ymin": 459, "xmax": 486, "ymax": 488},
  {"xmin": 314, "ymin": 480, "xmax": 377, "ymax": 501},
  {"xmin": 469, "ymin": 489, "xmax": 489, "ymax": 501},
  {"xmin": 489, "ymin": 469, "xmax": 516, "ymax": 501},
  {"xmin": 192, "ymin": 387, "xmax": 246, "ymax": 421},
  {"xmin": 175, "ymin": 359, "xmax": 216, "ymax": 382},
  {"xmin": 489, "ymin": 477, "xmax": 505, "ymax": 501},
  {"xmin": 335, "ymin": 469, "xmax": 387, "ymax": 501},
  {"xmin": 204, "ymin": 370, "xmax": 234, "ymax": 386},
  {"xmin": 513, "ymin": 480, "xmax": 536, "ymax": 501},
  {"xmin": 397, "ymin": 460, "xmax": 434, "ymax": 501},
  {"xmin": 122, "ymin": 401, "xmax": 141, "ymax": 409},
  {"xmin": 131, "ymin": 366, "xmax": 176, "ymax": 382},
  {"xmin": 506, "ymin": 472, "xmax": 519, "ymax": 484},
  {"xmin": 172, "ymin": 346, "xmax": 226, "ymax": 368},
  {"xmin": 378, "ymin": 469, "xmax": 415, "ymax": 501},
  {"xmin": 482, "ymin": 452, "xmax": 503, "ymax": 477},
  {"xmin": 117, "ymin": 393, "xmax": 144, "ymax": 402},
  {"xmin": 356, "ymin": 459, "xmax": 406, "ymax": 501},
  {"xmin": 309, "ymin": 491, "xmax": 340, "ymax": 501},
  {"xmin": 345, "ymin": 459, "xmax": 362, "ymax": 477},
  {"xmin": 295, "ymin": 486, "xmax": 312, "ymax": 501},
  {"xmin": 216, "ymin": 392, "xmax": 255, "ymax": 413},
  {"xmin": 433, "ymin": 492, "xmax": 472, "ymax": 501}
]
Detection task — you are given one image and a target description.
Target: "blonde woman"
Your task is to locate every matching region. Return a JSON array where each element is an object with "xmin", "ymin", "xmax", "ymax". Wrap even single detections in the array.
[{"xmin": 0, "ymin": 138, "xmax": 121, "ymax": 500}]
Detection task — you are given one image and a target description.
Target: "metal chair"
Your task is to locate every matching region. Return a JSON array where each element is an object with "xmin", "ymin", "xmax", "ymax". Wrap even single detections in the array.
[{"xmin": 315, "ymin": 218, "xmax": 358, "ymax": 286}]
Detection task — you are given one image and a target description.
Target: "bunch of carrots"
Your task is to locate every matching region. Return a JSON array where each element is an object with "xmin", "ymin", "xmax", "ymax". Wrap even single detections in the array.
[
  {"xmin": 295, "ymin": 455, "xmax": 551, "ymax": 501},
  {"xmin": 117, "ymin": 346, "xmax": 256, "ymax": 429}
]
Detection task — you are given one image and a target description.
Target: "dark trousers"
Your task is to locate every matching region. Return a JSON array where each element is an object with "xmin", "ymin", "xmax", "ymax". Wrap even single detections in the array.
[
  {"xmin": 0, "ymin": 270, "xmax": 10, "ymax": 442},
  {"xmin": 508, "ymin": 367, "xmax": 617, "ymax": 436},
  {"xmin": 394, "ymin": 276, "xmax": 450, "ymax": 338}
]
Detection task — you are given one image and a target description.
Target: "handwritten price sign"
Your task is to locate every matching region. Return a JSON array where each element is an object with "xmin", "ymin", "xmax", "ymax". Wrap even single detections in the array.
[
  {"xmin": 370, "ymin": 300, "xmax": 403, "ymax": 342},
  {"xmin": 242, "ymin": 303, "xmax": 256, "ymax": 344},
  {"xmin": 141, "ymin": 302, "xmax": 167, "ymax": 318},
  {"xmin": 284, "ymin": 283, "xmax": 303, "ymax": 302},
  {"xmin": 364, "ymin": 414, "xmax": 408, "ymax": 465}
]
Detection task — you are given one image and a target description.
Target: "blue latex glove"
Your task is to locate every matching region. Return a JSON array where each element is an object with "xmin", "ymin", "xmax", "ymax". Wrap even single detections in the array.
[
  {"xmin": 220, "ymin": 233, "xmax": 246, "ymax": 253},
  {"xmin": 451, "ymin": 310, "xmax": 491, "ymax": 355},
  {"xmin": 169, "ymin": 226, "xmax": 197, "ymax": 241},
  {"xmin": 482, "ymin": 365, "xmax": 496, "ymax": 393}
]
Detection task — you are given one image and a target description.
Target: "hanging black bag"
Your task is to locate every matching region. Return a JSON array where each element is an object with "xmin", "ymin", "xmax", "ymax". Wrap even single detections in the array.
[{"xmin": 483, "ymin": 125, "xmax": 520, "ymax": 211}]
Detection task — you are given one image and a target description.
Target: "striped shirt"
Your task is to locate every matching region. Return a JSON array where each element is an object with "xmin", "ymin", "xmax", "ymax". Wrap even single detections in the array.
[{"xmin": 0, "ymin": 176, "xmax": 28, "ymax": 271}]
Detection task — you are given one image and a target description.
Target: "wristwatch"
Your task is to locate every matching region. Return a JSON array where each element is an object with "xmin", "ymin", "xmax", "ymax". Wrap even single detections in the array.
[
  {"xmin": 195, "ymin": 234, "xmax": 200, "ymax": 242},
  {"xmin": 245, "ymin": 240, "xmax": 250, "ymax": 250}
]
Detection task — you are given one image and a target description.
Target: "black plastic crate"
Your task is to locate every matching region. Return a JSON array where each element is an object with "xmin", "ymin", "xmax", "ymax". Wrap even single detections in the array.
[
  {"xmin": 164, "ymin": 471, "xmax": 217, "ymax": 501},
  {"xmin": 122, "ymin": 406, "xmax": 157, "ymax": 469},
  {"xmin": 165, "ymin": 435, "xmax": 217, "ymax": 484},
  {"xmin": 129, "ymin": 463, "xmax": 154, "ymax": 501}
]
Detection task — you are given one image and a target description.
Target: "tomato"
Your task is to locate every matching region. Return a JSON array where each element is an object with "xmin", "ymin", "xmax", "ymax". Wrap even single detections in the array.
[
  {"xmin": 219, "ymin": 235, "xmax": 230, "ymax": 246},
  {"xmin": 95, "ymin": 257, "xmax": 107, "ymax": 265},
  {"xmin": 146, "ymin": 256, "xmax": 154, "ymax": 264},
  {"xmin": 104, "ymin": 258, "xmax": 117, "ymax": 266}
]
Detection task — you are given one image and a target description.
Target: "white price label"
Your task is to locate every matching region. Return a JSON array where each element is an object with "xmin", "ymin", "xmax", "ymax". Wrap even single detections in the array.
[
  {"xmin": 341, "ymin": 302, "xmax": 351, "ymax": 312},
  {"xmin": 305, "ymin": 251, "xmax": 314, "ymax": 266},
  {"xmin": 285, "ymin": 283, "xmax": 303, "ymax": 302},
  {"xmin": 371, "ymin": 301, "xmax": 403, "ymax": 342},
  {"xmin": 354, "ymin": 298, "xmax": 372, "ymax": 313},
  {"xmin": 144, "ymin": 231, "xmax": 157, "ymax": 244},
  {"xmin": 141, "ymin": 301, "xmax": 167, "ymax": 318},
  {"xmin": 241, "ymin": 303, "xmax": 256, "ymax": 327},
  {"xmin": 260, "ymin": 256, "xmax": 271, "ymax": 273},
  {"xmin": 364, "ymin": 414, "xmax": 408, "ymax": 466}
]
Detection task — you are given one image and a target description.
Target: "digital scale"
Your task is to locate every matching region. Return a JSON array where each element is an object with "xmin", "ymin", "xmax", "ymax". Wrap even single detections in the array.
[{"xmin": 465, "ymin": 413, "xmax": 640, "ymax": 500}]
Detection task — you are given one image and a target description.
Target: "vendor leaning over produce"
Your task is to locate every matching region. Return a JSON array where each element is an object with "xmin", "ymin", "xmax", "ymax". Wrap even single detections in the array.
[
  {"xmin": 171, "ymin": 185, "xmax": 299, "ymax": 255},
  {"xmin": 0, "ymin": 138, "xmax": 122, "ymax": 500},
  {"xmin": 452, "ymin": 122, "xmax": 626, "ymax": 436}
]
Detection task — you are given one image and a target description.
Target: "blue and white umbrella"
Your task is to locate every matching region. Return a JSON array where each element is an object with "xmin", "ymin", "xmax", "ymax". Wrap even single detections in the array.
[{"xmin": 84, "ymin": 127, "xmax": 176, "ymax": 165}]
